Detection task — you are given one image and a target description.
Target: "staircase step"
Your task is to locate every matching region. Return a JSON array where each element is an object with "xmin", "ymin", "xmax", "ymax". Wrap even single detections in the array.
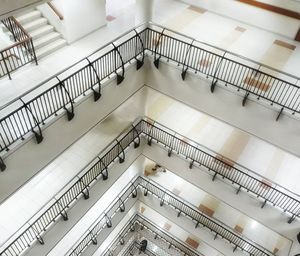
[
  {"xmin": 33, "ymin": 32, "xmax": 61, "ymax": 50},
  {"xmin": 30, "ymin": 25, "xmax": 54, "ymax": 40},
  {"xmin": 36, "ymin": 38, "xmax": 67, "ymax": 59},
  {"xmin": 23, "ymin": 18, "xmax": 48, "ymax": 32},
  {"xmin": 16, "ymin": 10, "xmax": 41, "ymax": 25}
]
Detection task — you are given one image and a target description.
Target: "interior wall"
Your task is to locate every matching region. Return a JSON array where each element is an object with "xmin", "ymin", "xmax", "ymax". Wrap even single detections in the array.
[
  {"xmin": 62, "ymin": 0, "xmax": 106, "ymax": 43},
  {"xmin": 144, "ymin": 56, "xmax": 300, "ymax": 157},
  {"xmin": 37, "ymin": 0, "xmax": 107, "ymax": 43}
]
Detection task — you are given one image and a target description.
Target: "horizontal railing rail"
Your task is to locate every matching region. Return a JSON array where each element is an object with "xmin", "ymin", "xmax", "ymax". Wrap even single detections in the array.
[
  {"xmin": 139, "ymin": 176, "xmax": 271, "ymax": 256},
  {"xmin": 103, "ymin": 215, "xmax": 138, "ymax": 256},
  {"xmin": 1, "ymin": 23, "xmax": 300, "ymax": 171},
  {"xmin": 1, "ymin": 16, "xmax": 37, "ymax": 79},
  {"xmin": 140, "ymin": 118, "xmax": 300, "ymax": 223},
  {"xmin": 69, "ymin": 175, "xmax": 270, "ymax": 256},
  {"xmin": 1, "ymin": 117, "xmax": 295, "ymax": 256},
  {"xmin": 0, "ymin": 121, "xmax": 141, "ymax": 256},
  {"xmin": 146, "ymin": 23, "xmax": 300, "ymax": 120},
  {"xmin": 135, "ymin": 214, "xmax": 204, "ymax": 256},
  {"xmin": 102, "ymin": 214, "xmax": 204, "ymax": 256},
  {"xmin": 67, "ymin": 176, "xmax": 140, "ymax": 256},
  {"xmin": 0, "ymin": 25, "xmax": 146, "ymax": 171}
]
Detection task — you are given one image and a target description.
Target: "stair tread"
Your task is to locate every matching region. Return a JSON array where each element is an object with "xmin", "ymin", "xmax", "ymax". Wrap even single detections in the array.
[
  {"xmin": 30, "ymin": 25, "xmax": 54, "ymax": 37},
  {"xmin": 23, "ymin": 17, "xmax": 48, "ymax": 30},
  {"xmin": 36, "ymin": 39, "xmax": 67, "ymax": 55},
  {"xmin": 16, "ymin": 10, "xmax": 41, "ymax": 23},
  {"xmin": 34, "ymin": 32, "xmax": 61, "ymax": 46}
]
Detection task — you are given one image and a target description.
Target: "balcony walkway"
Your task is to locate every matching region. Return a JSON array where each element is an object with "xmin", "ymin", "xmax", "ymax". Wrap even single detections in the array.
[
  {"xmin": 1, "ymin": 0, "xmax": 300, "ymax": 255},
  {"xmin": 0, "ymin": 0, "xmax": 300, "ymax": 108},
  {"xmin": 0, "ymin": 87, "xmax": 299, "ymax": 256}
]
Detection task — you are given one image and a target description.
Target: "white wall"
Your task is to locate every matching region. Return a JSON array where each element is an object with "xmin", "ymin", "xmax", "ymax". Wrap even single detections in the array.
[
  {"xmin": 37, "ymin": 0, "xmax": 107, "ymax": 43},
  {"xmin": 36, "ymin": 1, "xmax": 65, "ymax": 36},
  {"xmin": 63, "ymin": 0, "xmax": 106, "ymax": 43}
]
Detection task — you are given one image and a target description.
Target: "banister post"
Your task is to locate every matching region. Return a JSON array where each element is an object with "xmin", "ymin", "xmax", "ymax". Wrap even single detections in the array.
[{"xmin": 0, "ymin": 157, "xmax": 6, "ymax": 171}]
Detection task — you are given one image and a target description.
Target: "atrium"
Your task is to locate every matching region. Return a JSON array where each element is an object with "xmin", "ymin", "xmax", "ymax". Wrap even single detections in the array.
[{"xmin": 0, "ymin": 0, "xmax": 300, "ymax": 256}]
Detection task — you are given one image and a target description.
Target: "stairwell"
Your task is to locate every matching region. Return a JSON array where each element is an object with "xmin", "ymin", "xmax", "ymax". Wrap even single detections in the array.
[{"xmin": 14, "ymin": 8, "xmax": 67, "ymax": 59}]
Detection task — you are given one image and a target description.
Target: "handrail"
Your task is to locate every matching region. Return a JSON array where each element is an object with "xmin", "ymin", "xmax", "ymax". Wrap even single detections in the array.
[
  {"xmin": 0, "ymin": 22, "xmax": 148, "ymax": 111},
  {"xmin": 138, "ymin": 176, "xmax": 271, "ymax": 256},
  {"xmin": 0, "ymin": 25, "xmax": 146, "ymax": 158},
  {"xmin": 102, "ymin": 214, "xmax": 205, "ymax": 256},
  {"xmin": 1, "ymin": 117, "xmax": 298, "ymax": 256},
  {"xmin": 68, "ymin": 175, "xmax": 270, "ymax": 256},
  {"xmin": 47, "ymin": 1, "xmax": 64, "ymax": 20},
  {"xmin": 1, "ymin": 23, "xmax": 300, "ymax": 162},
  {"xmin": 67, "ymin": 176, "xmax": 140, "ymax": 256},
  {"xmin": 0, "ymin": 23, "xmax": 300, "ymax": 162},
  {"xmin": 0, "ymin": 120, "xmax": 142, "ymax": 256},
  {"xmin": 146, "ymin": 25, "xmax": 300, "ymax": 118},
  {"xmin": 140, "ymin": 118, "xmax": 300, "ymax": 222},
  {"xmin": 0, "ymin": 16, "xmax": 37, "ymax": 79},
  {"xmin": 148, "ymin": 22, "xmax": 300, "ymax": 81}
]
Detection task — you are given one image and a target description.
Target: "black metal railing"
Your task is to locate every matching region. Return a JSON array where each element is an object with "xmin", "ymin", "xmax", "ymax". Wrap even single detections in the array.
[
  {"xmin": 138, "ymin": 176, "xmax": 271, "ymax": 256},
  {"xmin": 0, "ymin": 24, "xmax": 146, "ymax": 171},
  {"xmin": 68, "ymin": 175, "xmax": 269, "ymax": 256},
  {"xmin": 0, "ymin": 121, "xmax": 141, "ymax": 256},
  {"xmin": 1, "ymin": 117, "xmax": 297, "ymax": 256},
  {"xmin": 1, "ymin": 23, "xmax": 300, "ymax": 171},
  {"xmin": 67, "ymin": 176, "xmax": 140, "ymax": 256},
  {"xmin": 102, "ymin": 214, "xmax": 205, "ymax": 256},
  {"xmin": 1, "ymin": 16, "xmax": 37, "ymax": 79},
  {"xmin": 146, "ymin": 23, "xmax": 300, "ymax": 120},
  {"xmin": 140, "ymin": 118, "xmax": 300, "ymax": 223}
]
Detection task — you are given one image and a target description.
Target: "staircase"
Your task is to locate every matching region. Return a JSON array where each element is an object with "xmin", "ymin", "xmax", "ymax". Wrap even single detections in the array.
[{"xmin": 14, "ymin": 8, "xmax": 67, "ymax": 59}]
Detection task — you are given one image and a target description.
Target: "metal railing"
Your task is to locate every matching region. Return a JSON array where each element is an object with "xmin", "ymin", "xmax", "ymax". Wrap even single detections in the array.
[
  {"xmin": 147, "ymin": 23, "xmax": 300, "ymax": 120},
  {"xmin": 102, "ymin": 214, "xmax": 204, "ymax": 256},
  {"xmin": 139, "ymin": 176, "xmax": 271, "ymax": 256},
  {"xmin": 1, "ymin": 16, "xmax": 37, "ymax": 79},
  {"xmin": 1, "ymin": 117, "xmax": 297, "ymax": 256},
  {"xmin": 140, "ymin": 118, "xmax": 300, "ymax": 223},
  {"xmin": 0, "ymin": 24, "xmax": 146, "ymax": 171},
  {"xmin": 1, "ymin": 23, "xmax": 300, "ymax": 170},
  {"xmin": 69, "ymin": 175, "xmax": 269, "ymax": 256},
  {"xmin": 0, "ymin": 121, "xmax": 141, "ymax": 256},
  {"xmin": 67, "ymin": 176, "xmax": 140, "ymax": 256}
]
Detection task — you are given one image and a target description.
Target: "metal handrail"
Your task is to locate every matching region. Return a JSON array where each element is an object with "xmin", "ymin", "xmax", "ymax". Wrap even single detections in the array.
[
  {"xmin": 147, "ymin": 23, "xmax": 300, "ymax": 118},
  {"xmin": 67, "ymin": 176, "xmax": 140, "ymax": 256},
  {"xmin": 0, "ymin": 121, "xmax": 141, "ymax": 256},
  {"xmin": 0, "ymin": 26, "xmax": 146, "ymax": 158},
  {"xmin": 1, "ymin": 117, "xmax": 297, "ymax": 256},
  {"xmin": 140, "ymin": 118, "xmax": 300, "ymax": 222},
  {"xmin": 68, "ymin": 175, "xmax": 270, "ymax": 256},
  {"xmin": 138, "ymin": 176, "xmax": 271, "ymax": 256},
  {"xmin": 103, "ymin": 214, "xmax": 205, "ymax": 256},
  {"xmin": 1, "ymin": 16, "xmax": 37, "ymax": 79},
  {"xmin": 1, "ymin": 23, "xmax": 300, "ymax": 165},
  {"xmin": 148, "ymin": 22, "xmax": 300, "ymax": 81},
  {"xmin": 0, "ymin": 22, "xmax": 148, "ymax": 111}
]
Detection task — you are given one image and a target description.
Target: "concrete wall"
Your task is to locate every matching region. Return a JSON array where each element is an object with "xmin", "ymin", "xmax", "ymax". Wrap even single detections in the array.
[{"xmin": 144, "ymin": 56, "xmax": 300, "ymax": 157}]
